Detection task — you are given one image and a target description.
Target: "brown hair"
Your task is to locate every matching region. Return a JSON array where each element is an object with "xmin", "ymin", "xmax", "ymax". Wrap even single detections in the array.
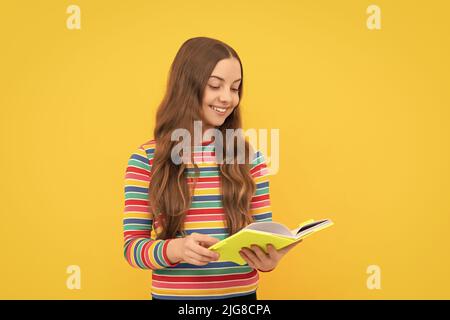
[{"xmin": 150, "ymin": 37, "xmax": 256, "ymax": 240}]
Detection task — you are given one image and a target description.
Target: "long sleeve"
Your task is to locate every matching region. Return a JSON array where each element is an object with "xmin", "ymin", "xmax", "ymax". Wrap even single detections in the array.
[
  {"xmin": 249, "ymin": 151, "xmax": 276, "ymax": 273},
  {"xmin": 123, "ymin": 144, "xmax": 180, "ymax": 270},
  {"xmin": 249, "ymin": 151, "xmax": 272, "ymax": 223}
]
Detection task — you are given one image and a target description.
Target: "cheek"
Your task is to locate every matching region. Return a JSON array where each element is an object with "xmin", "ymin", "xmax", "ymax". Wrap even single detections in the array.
[
  {"xmin": 234, "ymin": 95, "xmax": 240, "ymax": 106},
  {"xmin": 202, "ymin": 89, "xmax": 214, "ymax": 105}
]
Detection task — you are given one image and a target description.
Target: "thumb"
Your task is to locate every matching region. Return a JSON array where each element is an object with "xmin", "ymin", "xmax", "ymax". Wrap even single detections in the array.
[
  {"xmin": 195, "ymin": 234, "xmax": 220, "ymax": 247},
  {"xmin": 279, "ymin": 240, "xmax": 302, "ymax": 255}
]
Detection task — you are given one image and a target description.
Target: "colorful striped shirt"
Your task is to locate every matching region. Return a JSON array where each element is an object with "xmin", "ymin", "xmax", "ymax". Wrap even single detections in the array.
[{"xmin": 123, "ymin": 138, "xmax": 272, "ymax": 300}]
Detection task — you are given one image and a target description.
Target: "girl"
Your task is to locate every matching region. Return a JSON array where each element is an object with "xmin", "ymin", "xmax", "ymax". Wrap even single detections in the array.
[{"xmin": 123, "ymin": 37, "xmax": 298, "ymax": 300}]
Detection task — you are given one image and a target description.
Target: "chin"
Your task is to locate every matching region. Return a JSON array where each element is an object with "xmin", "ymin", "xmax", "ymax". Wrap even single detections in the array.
[
  {"xmin": 208, "ymin": 121, "xmax": 224, "ymax": 128},
  {"xmin": 204, "ymin": 116, "xmax": 224, "ymax": 128},
  {"xmin": 215, "ymin": 119, "xmax": 226, "ymax": 126}
]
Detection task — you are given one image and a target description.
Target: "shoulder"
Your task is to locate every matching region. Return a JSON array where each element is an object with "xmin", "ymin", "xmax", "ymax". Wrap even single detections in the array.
[
  {"xmin": 138, "ymin": 138, "xmax": 157, "ymax": 160},
  {"xmin": 249, "ymin": 148, "xmax": 269, "ymax": 178},
  {"xmin": 250, "ymin": 150, "xmax": 266, "ymax": 167},
  {"xmin": 126, "ymin": 138, "xmax": 157, "ymax": 170},
  {"xmin": 248, "ymin": 141, "xmax": 266, "ymax": 168}
]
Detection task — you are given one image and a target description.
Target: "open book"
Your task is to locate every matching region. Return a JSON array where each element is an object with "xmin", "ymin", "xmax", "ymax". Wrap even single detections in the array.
[{"xmin": 208, "ymin": 219, "xmax": 334, "ymax": 265}]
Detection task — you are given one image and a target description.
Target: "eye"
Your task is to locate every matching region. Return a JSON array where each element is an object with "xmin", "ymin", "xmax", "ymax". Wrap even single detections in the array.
[{"xmin": 208, "ymin": 85, "xmax": 239, "ymax": 93}]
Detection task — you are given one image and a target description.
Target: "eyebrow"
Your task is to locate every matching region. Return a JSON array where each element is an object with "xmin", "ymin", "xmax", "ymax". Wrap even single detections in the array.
[{"xmin": 210, "ymin": 76, "xmax": 241, "ymax": 83}]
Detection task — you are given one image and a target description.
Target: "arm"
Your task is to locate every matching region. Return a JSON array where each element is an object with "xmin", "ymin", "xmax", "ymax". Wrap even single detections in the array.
[
  {"xmin": 123, "ymin": 143, "xmax": 220, "ymax": 268},
  {"xmin": 242, "ymin": 151, "xmax": 301, "ymax": 272},
  {"xmin": 249, "ymin": 151, "xmax": 273, "ymax": 223},
  {"xmin": 123, "ymin": 145, "xmax": 181, "ymax": 269},
  {"xmin": 246, "ymin": 151, "xmax": 275, "ymax": 272}
]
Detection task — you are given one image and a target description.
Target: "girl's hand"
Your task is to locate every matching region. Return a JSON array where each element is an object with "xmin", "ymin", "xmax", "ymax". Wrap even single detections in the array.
[
  {"xmin": 175, "ymin": 232, "xmax": 221, "ymax": 266},
  {"xmin": 239, "ymin": 241, "xmax": 302, "ymax": 272}
]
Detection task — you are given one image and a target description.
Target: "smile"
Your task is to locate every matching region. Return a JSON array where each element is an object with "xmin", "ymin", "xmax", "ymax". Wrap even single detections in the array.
[{"xmin": 209, "ymin": 105, "xmax": 228, "ymax": 115}]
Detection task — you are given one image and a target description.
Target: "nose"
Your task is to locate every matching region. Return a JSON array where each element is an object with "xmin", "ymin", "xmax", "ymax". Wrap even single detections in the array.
[{"xmin": 218, "ymin": 88, "xmax": 232, "ymax": 105}]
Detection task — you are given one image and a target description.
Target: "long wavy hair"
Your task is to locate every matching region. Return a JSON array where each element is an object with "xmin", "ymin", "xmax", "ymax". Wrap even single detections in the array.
[{"xmin": 150, "ymin": 37, "xmax": 256, "ymax": 240}]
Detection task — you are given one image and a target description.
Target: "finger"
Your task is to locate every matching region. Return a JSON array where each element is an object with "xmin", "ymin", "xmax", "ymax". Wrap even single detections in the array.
[
  {"xmin": 266, "ymin": 244, "xmax": 279, "ymax": 259},
  {"xmin": 250, "ymin": 245, "xmax": 270, "ymax": 262},
  {"xmin": 239, "ymin": 250, "xmax": 255, "ymax": 268},
  {"xmin": 193, "ymin": 233, "xmax": 220, "ymax": 246},
  {"xmin": 187, "ymin": 235, "xmax": 220, "ymax": 260},
  {"xmin": 287, "ymin": 240, "xmax": 302, "ymax": 250},
  {"xmin": 193, "ymin": 243, "xmax": 220, "ymax": 260},
  {"xmin": 186, "ymin": 251, "xmax": 214, "ymax": 263},
  {"xmin": 241, "ymin": 247, "xmax": 261, "ymax": 265},
  {"xmin": 186, "ymin": 257, "xmax": 209, "ymax": 266},
  {"xmin": 279, "ymin": 241, "xmax": 302, "ymax": 255}
]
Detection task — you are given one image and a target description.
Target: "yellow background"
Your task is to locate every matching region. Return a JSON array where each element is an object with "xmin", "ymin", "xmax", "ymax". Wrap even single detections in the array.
[{"xmin": 1, "ymin": 0, "xmax": 449, "ymax": 299}]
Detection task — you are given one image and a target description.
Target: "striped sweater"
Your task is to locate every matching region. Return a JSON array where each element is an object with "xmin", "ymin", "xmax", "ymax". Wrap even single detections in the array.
[{"xmin": 123, "ymin": 138, "xmax": 272, "ymax": 300}]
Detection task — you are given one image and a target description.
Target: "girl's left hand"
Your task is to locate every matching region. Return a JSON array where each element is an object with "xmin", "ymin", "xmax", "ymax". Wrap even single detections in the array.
[{"xmin": 239, "ymin": 241, "xmax": 302, "ymax": 272}]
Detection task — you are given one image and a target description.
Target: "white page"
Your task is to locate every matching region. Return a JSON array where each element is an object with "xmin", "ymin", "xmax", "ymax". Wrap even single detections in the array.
[
  {"xmin": 244, "ymin": 222, "xmax": 295, "ymax": 237},
  {"xmin": 295, "ymin": 220, "xmax": 331, "ymax": 238},
  {"xmin": 244, "ymin": 219, "xmax": 332, "ymax": 239}
]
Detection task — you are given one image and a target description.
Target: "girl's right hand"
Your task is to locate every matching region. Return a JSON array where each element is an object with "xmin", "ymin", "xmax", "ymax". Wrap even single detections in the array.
[{"xmin": 177, "ymin": 232, "xmax": 221, "ymax": 266}]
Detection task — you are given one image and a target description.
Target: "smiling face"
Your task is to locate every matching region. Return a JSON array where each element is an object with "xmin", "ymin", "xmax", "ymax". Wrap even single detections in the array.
[{"xmin": 201, "ymin": 58, "xmax": 242, "ymax": 131}]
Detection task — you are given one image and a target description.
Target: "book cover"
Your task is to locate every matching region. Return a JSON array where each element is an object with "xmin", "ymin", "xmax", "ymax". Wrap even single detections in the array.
[{"xmin": 208, "ymin": 218, "xmax": 334, "ymax": 265}]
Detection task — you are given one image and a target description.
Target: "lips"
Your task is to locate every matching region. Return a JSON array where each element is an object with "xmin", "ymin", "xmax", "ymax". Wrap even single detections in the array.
[{"xmin": 209, "ymin": 105, "xmax": 228, "ymax": 115}]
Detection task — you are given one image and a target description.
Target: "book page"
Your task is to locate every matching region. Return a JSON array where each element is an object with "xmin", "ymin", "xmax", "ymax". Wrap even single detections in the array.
[
  {"xmin": 298, "ymin": 220, "xmax": 327, "ymax": 232},
  {"xmin": 295, "ymin": 219, "xmax": 331, "ymax": 238},
  {"xmin": 244, "ymin": 222, "xmax": 295, "ymax": 237}
]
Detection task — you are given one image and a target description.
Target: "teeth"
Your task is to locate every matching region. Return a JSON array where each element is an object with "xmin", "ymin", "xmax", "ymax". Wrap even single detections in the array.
[{"xmin": 210, "ymin": 105, "xmax": 226, "ymax": 113}]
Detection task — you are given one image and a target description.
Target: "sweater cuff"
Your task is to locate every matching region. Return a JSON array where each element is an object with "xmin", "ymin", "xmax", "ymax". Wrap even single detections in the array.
[{"xmin": 162, "ymin": 239, "xmax": 181, "ymax": 267}]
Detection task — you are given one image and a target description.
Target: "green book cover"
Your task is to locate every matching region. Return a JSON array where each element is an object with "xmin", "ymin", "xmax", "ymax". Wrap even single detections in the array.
[{"xmin": 208, "ymin": 218, "xmax": 334, "ymax": 265}]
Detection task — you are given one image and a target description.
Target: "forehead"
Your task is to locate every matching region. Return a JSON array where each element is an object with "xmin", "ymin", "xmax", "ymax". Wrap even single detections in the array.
[{"xmin": 210, "ymin": 58, "xmax": 241, "ymax": 82}]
